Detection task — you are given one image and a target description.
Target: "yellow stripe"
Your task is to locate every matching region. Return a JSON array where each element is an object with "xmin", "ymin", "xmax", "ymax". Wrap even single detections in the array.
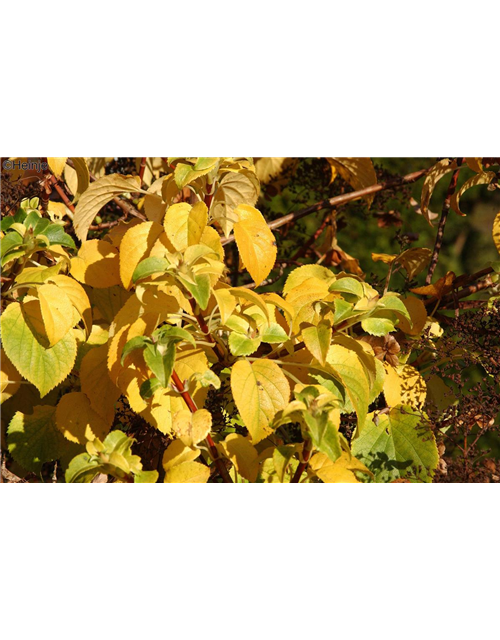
[
  {"xmin": 165, "ymin": 483, "xmax": 206, "ymax": 640},
  {"xmin": 283, "ymin": 484, "xmax": 305, "ymax": 640},
  {"xmin": 271, "ymin": 482, "xmax": 281, "ymax": 640}
]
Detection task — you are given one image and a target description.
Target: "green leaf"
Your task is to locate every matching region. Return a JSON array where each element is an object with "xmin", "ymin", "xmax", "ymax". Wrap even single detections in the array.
[
  {"xmin": 351, "ymin": 406, "xmax": 439, "ymax": 482},
  {"xmin": 153, "ymin": 325, "xmax": 196, "ymax": 349},
  {"xmin": 43, "ymin": 223, "xmax": 76, "ymax": 249},
  {"xmin": 180, "ymin": 272, "xmax": 211, "ymax": 310},
  {"xmin": 361, "ymin": 317, "xmax": 396, "ymax": 336},
  {"xmin": 228, "ymin": 332, "xmax": 261, "ymax": 356},
  {"xmin": 303, "ymin": 411, "xmax": 342, "ymax": 464},
  {"xmin": 132, "ymin": 256, "xmax": 170, "ymax": 283},
  {"xmin": 7, "ymin": 406, "xmax": 69, "ymax": 473},
  {"xmin": 326, "ymin": 344, "xmax": 370, "ymax": 425},
  {"xmin": 1, "ymin": 301, "xmax": 77, "ymax": 397},
  {"xmin": 134, "ymin": 469, "xmax": 159, "ymax": 483},
  {"xmin": 121, "ymin": 336, "xmax": 151, "ymax": 366},
  {"xmin": 260, "ymin": 323, "xmax": 288, "ymax": 344},
  {"xmin": 377, "ymin": 294, "xmax": 411, "ymax": 322},
  {"xmin": 1, "ymin": 230, "xmax": 23, "ymax": 259},
  {"xmin": 64, "ymin": 452, "xmax": 100, "ymax": 483},
  {"xmin": 143, "ymin": 342, "xmax": 176, "ymax": 387},
  {"xmin": 139, "ymin": 378, "xmax": 162, "ymax": 399},
  {"xmin": 329, "ymin": 277, "xmax": 364, "ymax": 299}
]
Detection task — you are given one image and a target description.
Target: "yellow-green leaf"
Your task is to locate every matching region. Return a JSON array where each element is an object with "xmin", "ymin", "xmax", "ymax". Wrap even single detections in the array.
[
  {"xmin": 233, "ymin": 204, "xmax": 277, "ymax": 286},
  {"xmin": 1, "ymin": 300, "xmax": 77, "ymax": 397},
  {"xmin": 302, "ymin": 321, "xmax": 332, "ymax": 366},
  {"xmin": 231, "ymin": 359, "xmax": 290, "ymax": 444},
  {"xmin": 7, "ymin": 406, "xmax": 68, "ymax": 473},
  {"xmin": 326, "ymin": 344, "xmax": 370, "ymax": 425}
]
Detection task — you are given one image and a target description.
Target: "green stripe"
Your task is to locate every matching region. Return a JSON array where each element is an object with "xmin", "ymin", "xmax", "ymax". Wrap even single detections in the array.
[{"xmin": 335, "ymin": 484, "xmax": 350, "ymax": 640}]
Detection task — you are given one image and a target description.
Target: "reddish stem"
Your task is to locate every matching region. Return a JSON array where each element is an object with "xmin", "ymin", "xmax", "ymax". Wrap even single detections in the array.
[
  {"xmin": 291, "ymin": 439, "xmax": 313, "ymax": 483},
  {"xmin": 171, "ymin": 370, "xmax": 232, "ymax": 483},
  {"xmin": 139, "ymin": 157, "xmax": 147, "ymax": 184}
]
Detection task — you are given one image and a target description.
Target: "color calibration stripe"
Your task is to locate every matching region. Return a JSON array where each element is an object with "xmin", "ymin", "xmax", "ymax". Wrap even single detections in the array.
[{"xmin": 0, "ymin": 481, "xmax": 500, "ymax": 640}]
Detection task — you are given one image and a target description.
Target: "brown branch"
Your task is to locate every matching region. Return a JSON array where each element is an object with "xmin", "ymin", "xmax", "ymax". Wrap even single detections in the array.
[
  {"xmin": 170, "ymin": 370, "xmax": 232, "ymax": 483},
  {"xmin": 291, "ymin": 438, "xmax": 313, "ymax": 483},
  {"xmin": 221, "ymin": 167, "xmax": 431, "ymax": 246},
  {"xmin": 47, "ymin": 173, "xmax": 75, "ymax": 213},
  {"xmin": 188, "ymin": 299, "xmax": 226, "ymax": 362},
  {"xmin": 426, "ymin": 162, "xmax": 462, "ymax": 284}
]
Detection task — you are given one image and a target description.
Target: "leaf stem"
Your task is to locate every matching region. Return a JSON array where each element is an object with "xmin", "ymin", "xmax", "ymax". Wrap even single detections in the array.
[
  {"xmin": 291, "ymin": 439, "xmax": 313, "ymax": 483},
  {"xmin": 170, "ymin": 370, "xmax": 232, "ymax": 483}
]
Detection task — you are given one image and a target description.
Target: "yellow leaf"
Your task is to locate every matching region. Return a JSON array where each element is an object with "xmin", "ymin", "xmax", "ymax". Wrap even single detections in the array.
[
  {"xmin": 213, "ymin": 285, "xmax": 238, "ymax": 324},
  {"xmin": 233, "ymin": 204, "xmax": 277, "ymax": 286},
  {"xmin": 372, "ymin": 253, "xmax": 397, "ymax": 264},
  {"xmin": 55, "ymin": 391, "xmax": 110, "ymax": 444},
  {"xmin": 327, "ymin": 158, "xmax": 377, "ymax": 206},
  {"xmin": 465, "ymin": 158, "xmax": 483, "ymax": 173},
  {"xmin": 220, "ymin": 433, "xmax": 260, "ymax": 482},
  {"xmin": 70, "ymin": 239, "xmax": 121, "ymax": 288},
  {"xmin": 164, "ymin": 461, "xmax": 210, "ymax": 483},
  {"xmin": 1, "ymin": 348, "xmax": 22, "ymax": 404},
  {"xmin": 228, "ymin": 287, "xmax": 271, "ymax": 323},
  {"xmin": 254, "ymin": 157, "xmax": 288, "ymax": 184},
  {"xmin": 397, "ymin": 248, "xmax": 432, "ymax": 280},
  {"xmin": 231, "ymin": 359, "xmax": 290, "ymax": 444},
  {"xmin": 450, "ymin": 171, "xmax": 496, "ymax": 216},
  {"xmin": 172, "ymin": 409, "xmax": 212, "ymax": 447},
  {"xmin": 63, "ymin": 157, "xmax": 90, "ymax": 202},
  {"xmin": 383, "ymin": 364, "xmax": 427, "ymax": 410},
  {"xmin": 47, "ymin": 275, "xmax": 92, "ymax": 339},
  {"xmin": 47, "ymin": 201, "xmax": 71, "ymax": 221},
  {"xmin": 80, "ymin": 345, "xmax": 121, "ymax": 426},
  {"xmin": 37, "ymin": 283, "xmax": 75, "ymax": 347},
  {"xmin": 302, "ymin": 321, "xmax": 332, "ymax": 366},
  {"xmin": 47, "ymin": 157, "xmax": 68, "ymax": 178},
  {"xmin": 119, "ymin": 221, "xmax": 164, "ymax": 290},
  {"xmin": 397, "ymin": 296, "xmax": 427, "ymax": 335},
  {"xmin": 162, "ymin": 439, "xmax": 200, "ymax": 471},
  {"xmin": 283, "ymin": 264, "xmax": 335, "ymax": 294},
  {"xmin": 420, "ymin": 159, "xmax": 458, "ymax": 224},
  {"xmin": 309, "ymin": 451, "xmax": 371, "ymax": 483},
  {"xmin": 163, "ymin": 201, "xmax": 208, "ymax": 251},
  {"xmin": 411, "ymin": 271, "xmax": 455, "ymax": 298},
  {"xmin": 494, "ymin": 212, "xmax": 500, "ymax": 254},
  {"xmin": 211, "ymin": 169, "xmax": 260, "ymax": 237},
  {"xmin": 73, "ymin": 174, "xmax": 143, "ymax": 241}
]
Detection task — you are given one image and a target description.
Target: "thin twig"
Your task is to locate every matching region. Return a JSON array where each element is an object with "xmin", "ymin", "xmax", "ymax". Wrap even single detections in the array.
[
  {"xmin": 426, "ymin": 162, "xmax": 462, "ymax": 284},
  {"xmin": 221, "ymin": 167, "xmax": 431, "ymax": 246}
]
